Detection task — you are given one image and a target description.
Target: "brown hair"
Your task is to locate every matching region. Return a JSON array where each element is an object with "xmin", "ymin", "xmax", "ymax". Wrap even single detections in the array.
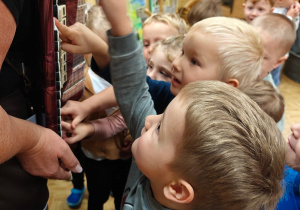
[
  {"xmin": 241, "ymin": 80, "xmax": 284, "ymax": 123},
  {"xmin": 187, "ymin": 0, "xmax": 223, "ymax": 26},
  {"xmin": 143, "ymin": 13, "xmax": 188, "ymax": 35},
  {"xmin": 251, "ymin": 13, "xmax": 296, "ymax": 58},
  {"xmin": 170, "ymin": 80, "xmax": 286, "ymax": 210}
]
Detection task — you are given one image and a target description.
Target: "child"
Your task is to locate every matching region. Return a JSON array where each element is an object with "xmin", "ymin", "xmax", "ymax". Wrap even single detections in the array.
[
  {"xmin": 93, "ymin": 1, "xmax": 286, "ymax": 209},
  {"xmin": 272, "ymin": 0, "xmax": 300, "ymax": 86},
  {"xmin": 89, "ymin": 12, "xmax": 187, "ymax": 75},
  {"xmin": 142, "ymin": 13, "xmax": 187, "ymax": 63},
  {"xmin": 187, "ymin": 0, "xmax": 223, "ymax": 27},
  {"xmin": 251, "ymin": 13, "xmax": 296, "ymax": 131},
  {"xmin": 250, "ymin": 13, "xmax": 296, "ymax": 80},
  {"xmin": 243, "ymin": 0, "xmax": 274, "ymax": 23},
  {"xmin": 146, "ymin": 35, "xmax": 184, "ymax": 82},
  {"xmin": 240, "ymin": 79, "xmax": 285, "ymax": 123}
]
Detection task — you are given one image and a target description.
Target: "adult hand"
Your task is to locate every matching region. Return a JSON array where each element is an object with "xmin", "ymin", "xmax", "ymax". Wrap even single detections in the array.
[{"xmin": 16, "ymin": 126, "xmax": 82, "ymax": 180}]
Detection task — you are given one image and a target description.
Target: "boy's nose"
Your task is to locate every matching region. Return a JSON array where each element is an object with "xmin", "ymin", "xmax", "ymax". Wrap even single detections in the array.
[
  {"xmin": 172, "ymin": 57, "xmax": 181, "ymax": 73},
  {"xmin": 144, "ymin": 115, "xmax": 155, "ymax": 131},
  {"xmin": 148, "ymin": 71, "xmax": 156, "ymax": 80},
  {"xmin": 252, "ymin": 9, "xmax": 258, "ymax": 16}
]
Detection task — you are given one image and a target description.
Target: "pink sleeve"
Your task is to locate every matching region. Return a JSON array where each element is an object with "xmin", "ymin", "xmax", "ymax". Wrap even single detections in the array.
[{"xmin": 90, "ymin": 112, "xmax": 127, "ymax": 140}]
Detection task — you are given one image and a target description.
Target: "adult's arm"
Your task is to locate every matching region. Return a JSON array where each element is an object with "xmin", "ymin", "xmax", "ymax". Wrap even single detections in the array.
[{"xmin": 0, "ymin": 0, "xmax": 16, "ymax": 69}]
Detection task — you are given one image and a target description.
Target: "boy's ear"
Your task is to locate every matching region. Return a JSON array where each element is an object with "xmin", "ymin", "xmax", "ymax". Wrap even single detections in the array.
[
  {"xmin": 273, "ymin": 55, "xmax": 288, "ymax": 69},
  {"xmin": 163, "ymin": 179, "xmax": 194, "ymax": 204},
  {"xmin": 226, "ymin": 79, "xmax": 239, "ymax": 88},
  {"xmin": 242, "ymin": 3, "xmax": 246, "ymax": 9}
]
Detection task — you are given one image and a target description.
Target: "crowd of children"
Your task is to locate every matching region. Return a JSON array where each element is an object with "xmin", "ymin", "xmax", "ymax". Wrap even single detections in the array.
[{"xmin": 52, "ymin": 0, "xmax": 300, "ymax": 209}]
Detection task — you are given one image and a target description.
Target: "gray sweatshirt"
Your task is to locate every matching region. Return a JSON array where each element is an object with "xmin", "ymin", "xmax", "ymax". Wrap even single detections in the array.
[{"xmin": 108, "ymin": 31, "xmax": 170, "ymax": 210}]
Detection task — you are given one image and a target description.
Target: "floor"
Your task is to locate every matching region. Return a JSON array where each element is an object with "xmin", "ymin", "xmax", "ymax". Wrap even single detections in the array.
[{"xmin": 48, "ymin": 73, "xmax": 300, "ymax": 210}]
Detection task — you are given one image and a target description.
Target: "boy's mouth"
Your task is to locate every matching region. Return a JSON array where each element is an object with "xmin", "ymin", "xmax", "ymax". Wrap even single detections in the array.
[{"xmin": 171, "ymin": 76, "xmax": 181, "ymax": 87}]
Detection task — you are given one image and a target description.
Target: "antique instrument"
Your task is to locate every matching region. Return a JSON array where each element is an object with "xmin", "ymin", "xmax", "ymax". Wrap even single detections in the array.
[{"xmin": 39, "ymin": 0, "xmax": 86, "ymax": 135}]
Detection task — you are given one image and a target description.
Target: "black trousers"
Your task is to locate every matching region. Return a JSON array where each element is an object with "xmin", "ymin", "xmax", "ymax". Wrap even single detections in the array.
[{"xmin": 83, "ymin": 155, "xmax": 132, "ymax": 210}]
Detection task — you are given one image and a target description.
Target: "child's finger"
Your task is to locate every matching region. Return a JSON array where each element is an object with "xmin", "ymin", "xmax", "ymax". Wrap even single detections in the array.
[
  {"xmin": 71, "ymin": 117, "xmax": 82, "ymax": 130},
  {"xmin": 61, "ymin": 120, "xmax": 72, "ymax": 132},
  {"xmin": 54, "ymin": 18, "xmax": 72, "ymax": 40},
  {"xmin": 61, "ymin": 42, "xmax": 81, "ymax": 54}
]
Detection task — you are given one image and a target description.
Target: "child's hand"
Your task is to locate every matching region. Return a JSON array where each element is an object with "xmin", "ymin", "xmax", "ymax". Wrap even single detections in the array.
[
  {"xmin": 62, "ymin": 121, "xmax": 94, "ymax": 144},
  {"xmin": 287, "ymin": 2, "xmax": 300, "ymax": 19},
  {"xmin": 54, "ymin": 18, "xmax": 104, "ymax": 55},
  {"xmin": 61, "ymin": 100, "xmax": 90, "ymax": 129}
]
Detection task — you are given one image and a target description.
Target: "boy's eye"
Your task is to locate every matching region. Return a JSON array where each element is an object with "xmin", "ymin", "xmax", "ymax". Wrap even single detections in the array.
[
  {"xmin": 258, "ymin": 8, "xmax": 265, "ymax": 12},
  {"xmin": 181, "ymin": 49, "xmax": 184, "ymax": 56},
  {"xmin": 156, "ymin": 122, "xmax": 161, "ymax": 134},
  {"xmin": 160, "ymin": 71, "xmax": 172, "ymax": 78},
  {"xmin": 143, "ymin": 42, "xmax": 150, "ymax": 47},
  {"xmin": 147, "ymin": 64, "xmax": 153, "ymax": 69},
  {"xmin": 247, "ymin": 6, "xmax": 253, "ymax": 10},
  {"xmin": 191, "ymin": 59, "xmax": 198, "ymax": 65}
]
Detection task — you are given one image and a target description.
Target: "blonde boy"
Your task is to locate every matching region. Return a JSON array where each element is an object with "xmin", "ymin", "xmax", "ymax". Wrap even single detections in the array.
[
  {"xmin": 142, "ymin": 13, "xmax": 187, "ymax": 62},
  {"xmin": 147, "ymin": 35, "xmax": 184, "ymax": 82},
  {"xmin": 251, "ymin": 13, "xmax": 296, "ymax": 79}
]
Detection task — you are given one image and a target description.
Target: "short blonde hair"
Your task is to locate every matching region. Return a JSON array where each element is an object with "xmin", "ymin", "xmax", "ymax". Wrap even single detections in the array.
[
  {"xmin": 143, "ymin": 13, "xmax": 188, "ymax": 35},
  {"xmin": 170, "ymin": 80, "xmax": 286, "ymax": 210},
  {"xmin": 151, "ymin": 35, "xmax": 184, "ymax": 63},
  {"xmin": 187, "ymin": 0, "xmax": 223, "ymax": 26},
  {"xmin": 245, "ymin": 0, "xmax": 274, "ymax": 6},
  {"xmin": 241, "ymin": 80, "xmax": 284, "ymax": 123},
  {"xmin": 86, "ymin": 5, "xmax": 111, "ymax": 36},
  {"xmin": 251, "ymin": 13, "xmax": 296, "ymax": 58},
  {"xmin": 190, "ymin": 17, "xmax": 264, "ymax": 89}
]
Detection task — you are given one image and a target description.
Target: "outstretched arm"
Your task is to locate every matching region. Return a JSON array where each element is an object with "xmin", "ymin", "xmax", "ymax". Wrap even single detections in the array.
[{"xmin": 61, "ymin": 85, "xmax": 117, "ymax": 129}]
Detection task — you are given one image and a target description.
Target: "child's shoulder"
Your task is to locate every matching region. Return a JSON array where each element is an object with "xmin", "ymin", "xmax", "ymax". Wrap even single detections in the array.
[{"xmin": 276, "ymin": 165, "xmax": 300, "ymax": 210}]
